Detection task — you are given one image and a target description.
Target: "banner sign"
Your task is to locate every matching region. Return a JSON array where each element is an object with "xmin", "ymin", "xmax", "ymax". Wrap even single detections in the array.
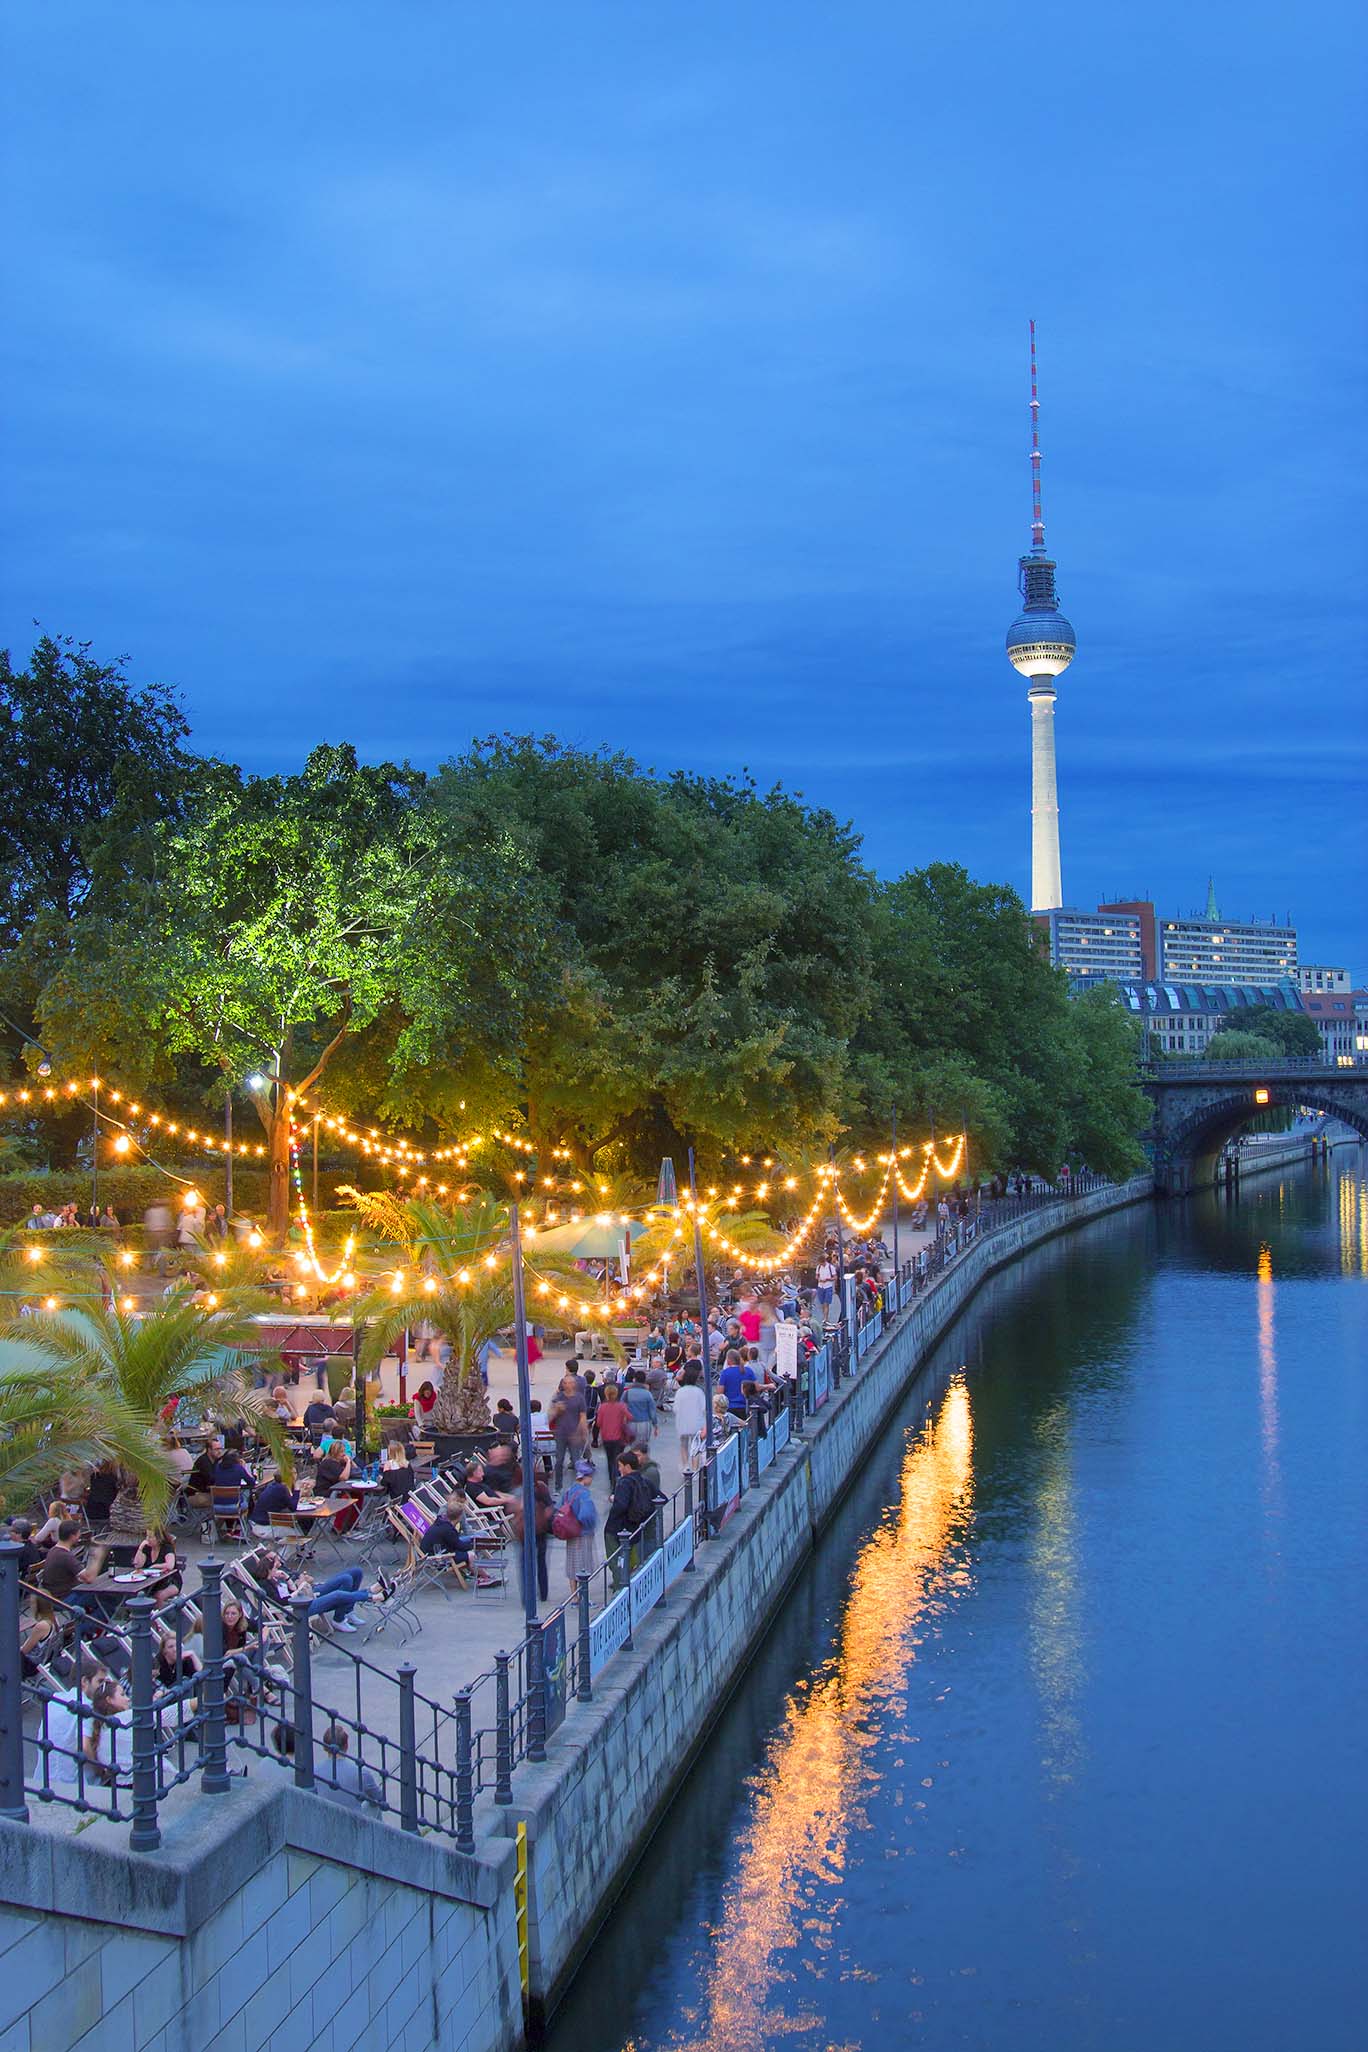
[
  {"xmin": 811, "ymin": 1346, "xmax": 831, "ymax": 1409},
  {"xmin": 774, "ymin": 1322, "xmax": 798, "ymax": 1377},
  {"xmin": 662, "ymin": 1515, "xmax": 694, "ymax": 1588},
  {"xmin": 629, "ymin": 1549, "xmax": 665, "ymax": 1629},
  {"xmin": 757, "ymin": 1425, "xmax": 775, "ymax": 1473},
  {"xmin": 773, "ymin": 1406, "xmax": 791, "ymax": 1455},
  {"xmin": 541, "ymin": 1608, "xmax": 568, "ymax": 1735},
  {"xmin": 707, "ymin": 1435, "xmax": 742, "ymax": 1523},
  {"xmin": 588, "ymin": 1588, "xmax": 631, "ymax": 1677}
]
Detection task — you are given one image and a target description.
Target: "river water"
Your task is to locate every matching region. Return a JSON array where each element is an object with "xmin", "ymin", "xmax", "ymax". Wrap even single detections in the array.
[{"xmin": 550, "ymin": 1151, "xmax": 1368, "ymax": 2052}]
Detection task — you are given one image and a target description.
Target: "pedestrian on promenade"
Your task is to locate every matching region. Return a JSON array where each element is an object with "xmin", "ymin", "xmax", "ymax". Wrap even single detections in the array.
[
  {"xmin": 557, "ymin": 1459, "xmax": 600, "ymax": 1586},
  {"xmin": 673, "ymin": 1367, "xmax": 707, "ymax": 1470},
  {"xmin": 595, "ymin": 1383, "xmax": 631, "ymax": 1483},
  {"xmin": 623, "ymin": 1369, "xmax": 658, "ymax": 1448},
  {"xmin": 548, "ymin": 1372, "xmax": 588, "ymax": 1487}
]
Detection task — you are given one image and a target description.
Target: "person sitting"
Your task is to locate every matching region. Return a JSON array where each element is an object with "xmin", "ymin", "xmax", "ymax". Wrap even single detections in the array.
[
  {"xmin": 419, "ymin": 1490, "xmax": 475, "ymax": 1573},
  {"xmin": 253, "ymin": 1468, "xmax": 301, "ymax": 1524},
  {"xmin": 246, "ymin": 1552, "xmax": 389, "ymax": 1633},
  {"xmin": 132, "ymin": 1528, "xmax": 181, "ymax": 1598},
  {"xmin": 6, "ymin": 1517, "xmax": 45, "ymax": 1578},
  {"xmin": 39, "ymin": 1521, "xmax": 108, "ymax": 1607},
  {"xmin": 480, "ymin": 1444, "xmax": 521, "ymax": 1496},
  {"xmin": 302, "ymin": 1396, "xmax": 336, "ymax": 1432},
  {"xmin": 318, "ymin": 1722, "xmax": 383, "ymax": 1809},
  {"xmin": 46, "ymin": 1668, "xmax": 128, "ymax": 1788},
  {"xmin": 210, "ymin": 1444, "xmax": 255, "ymax": 1497},
  {"xmin": 267, "ymin": 1386, "xmax": 296, "ymax": 1424},
  {"xmin": 492, "ymin": 1398, "xmax": 518, "ymax": 1439},
  {"xmin": 314, "ymin": 1441, "xmax": 351, "ymax": 1495},
  {"xmin": 379, "ymin": 1442, "xmax": 414, "ymax": 1502},
  {"xmin": 187, "ymin": 1436, "xmax": 224, "ymax": 1503}
]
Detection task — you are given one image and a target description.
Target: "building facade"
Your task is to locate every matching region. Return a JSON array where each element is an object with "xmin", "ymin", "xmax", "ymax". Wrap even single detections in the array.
[
  {"xmin": 1298, "ymin": 964, "xmax": 1351, "ymax": 995},
  {"xmin": 1159, "ymin": 913, "xmax": 1298, "ymax": 985},
  {"xmin": 1038, "ymin": 906, "xmax": 1145, "ymax": 985},
  {"xmin": 1300, "ymin": 990, "xmax": 1356, "ymax": 1067},
  {"xmin": 1117, "ymin": 979, "xmax": 1308, "ymax": 1059}
]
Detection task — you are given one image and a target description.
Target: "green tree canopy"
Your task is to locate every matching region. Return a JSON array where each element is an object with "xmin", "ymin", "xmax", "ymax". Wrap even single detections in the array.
[{"xmin": 1216, "ymin": 1006, "xmax": 1320, "ymax": 1058}]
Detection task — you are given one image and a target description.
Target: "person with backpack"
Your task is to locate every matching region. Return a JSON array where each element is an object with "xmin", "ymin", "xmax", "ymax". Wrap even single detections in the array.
[
  {"xmin": 553, "ymin": 1457, "xmax": 600, "ymax": 1586},
  {"xmin": 605, "ymin": 1451, "xmax": 654, "ymax": 1588},
  {"xmin": 623, "ymin": 1369, "xmax": 658, "ymax": 1448},
  {"xmin": 505, "ymin": 1475, "xmax": 554, "ymax": 1607}
]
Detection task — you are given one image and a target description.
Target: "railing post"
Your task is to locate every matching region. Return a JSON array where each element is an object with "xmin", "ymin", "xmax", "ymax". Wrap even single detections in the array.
[
  {"xmin": 126, "ymin": 1597, "xmax": 161, "ymax": 1853},
  {"xmin": 397, "ymin": 1662, "xmax": 419, "ymax": 1833},
  {"xmin": 527, "ymin": 1621, "xmax": 547, "ymax": 1765},
  {"xmin": 576, "ymin": 1574, "xmax": 593, "ymax": 1698},
  {"xmin": 746, "ymin": 1409, "xmax": 760, "ymax": 1489},
  {"xmin": 290, "ymin": 1593, "xmax": 315, "ymax": 1791},
  {"xmin": 197, "ymin": 1557, "xmax": 230, "ymax": 1794},
  {"xmin": 454, "ymin": 1688, "xmax": 475, "ymax": 1852},
  {"xmin": 682, "ymin": 1473, "xmax": 698, "ymax": 1563},
  {"xmin": 0, "ymin": 1542, "xmax": 30, "ymax": 1822},
  {"xmin": 494, "ymin": 1651, "xmax": 513, "ymax": 1804}
]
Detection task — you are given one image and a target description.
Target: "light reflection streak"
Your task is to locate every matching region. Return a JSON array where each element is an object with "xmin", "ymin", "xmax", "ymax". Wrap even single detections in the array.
[
  {"xmin": 1026, "ymin": 1404, "xmax": 1084, "ymax": 1801},
  {"xmin": 660, "ymin": 1380, "xmax": 975, "ymax": 2052},
  {"xmin": 1337, "ymin": 1158, "xmax": 1367, "ymax": 1278},
  {"xmin": 1255, "ymin": 1243, "xmax": 1283, "ymax": 1522}
]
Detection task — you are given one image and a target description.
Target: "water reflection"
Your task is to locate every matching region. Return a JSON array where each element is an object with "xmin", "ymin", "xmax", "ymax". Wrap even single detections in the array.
[
  {"xmin": 1338, "ymin": 1156, "xmax": 1368, "ymax": 1277},
  {"xmin": 1027, "ymin": 1402, "xmax": 1084, "ymax": 1803},
  {"xmin": 655, "ymin": 1380, "xmax": 975, "ymax": 2052},
  {"xmin": 1255, "ymin": 1243, "xmax": 1282, "ymax": 1521}
]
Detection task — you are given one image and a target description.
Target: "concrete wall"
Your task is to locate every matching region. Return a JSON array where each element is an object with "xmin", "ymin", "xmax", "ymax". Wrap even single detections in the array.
[
  {"xmin": 0, "ymin": 1778, "xmax": 521, "ymax": 2052},
  {"xmin": 507, "ymin": 1178, "xmax": 1153, "ymax": 2024}
]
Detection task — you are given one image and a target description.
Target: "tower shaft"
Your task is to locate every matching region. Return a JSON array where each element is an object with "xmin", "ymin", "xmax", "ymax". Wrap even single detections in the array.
[{"xmin": 1030, "ymin": 684, "xmax": 1063, "ymax": 911}]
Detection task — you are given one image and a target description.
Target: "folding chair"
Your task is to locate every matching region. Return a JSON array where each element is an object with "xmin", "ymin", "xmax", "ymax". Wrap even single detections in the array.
[{"xmin": 209, "ymin": 1486, "xmax": 251, "ymax": 1548}]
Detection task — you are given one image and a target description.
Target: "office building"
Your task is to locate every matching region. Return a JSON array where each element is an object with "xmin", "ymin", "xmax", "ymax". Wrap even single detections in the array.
[
  {"xmin": 1039, "ymin": 906, "xmax": 1145, "ymax": 985},
  {"xmin": 1158, "ymin": 880, "xmax": 1297, "ymax": 984},
  {"xmin": 1117, "ymin": 979, "xmax": 1307, "ymax": 1058},
  {"xmin": 1298, "ymin": 965, "xmax": 1351, "ymax": 995},
  {"xmin": 1301, "ymin": 991, "xmax": 1356, "ymax": 1066}
]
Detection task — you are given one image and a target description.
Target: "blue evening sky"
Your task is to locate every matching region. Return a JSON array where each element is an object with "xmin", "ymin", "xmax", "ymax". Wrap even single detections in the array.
[{"xmin": 4, "ymin": 3, "xmax": 1365, "ymax": 967}]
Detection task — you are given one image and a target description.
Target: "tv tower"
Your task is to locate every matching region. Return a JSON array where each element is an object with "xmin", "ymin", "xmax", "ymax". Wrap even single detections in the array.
[{"xmin": 1006, "ymin": 321, "xmax": 1075, "ymax": 912}]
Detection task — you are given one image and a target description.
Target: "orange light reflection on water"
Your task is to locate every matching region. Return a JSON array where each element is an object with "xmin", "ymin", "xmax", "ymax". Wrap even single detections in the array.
[{"xmin": 657, "ymin": 1379, "xmax": 975, "ymax": 2052}]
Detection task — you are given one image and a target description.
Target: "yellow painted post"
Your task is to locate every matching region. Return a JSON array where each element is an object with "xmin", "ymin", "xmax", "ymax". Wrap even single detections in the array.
[{"xmin": 515, "ymin": 1820, "xmax": 530, "ymax": 2005}]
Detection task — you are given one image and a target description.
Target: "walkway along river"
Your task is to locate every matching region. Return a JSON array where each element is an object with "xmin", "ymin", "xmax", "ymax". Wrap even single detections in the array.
[{"xmin": 549, "ymin": 1148, "xmax": 1368, "ymax": 2052}]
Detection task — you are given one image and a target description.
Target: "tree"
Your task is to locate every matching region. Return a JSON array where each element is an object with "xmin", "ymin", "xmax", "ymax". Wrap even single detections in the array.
[
  {"xmin": 0, "ymin": 1282, "xmax": 285, "ymax": 1536},
  {"xmin": 1204, "ymin": 1029, "xmax": 1279, "ymax": 1063},
  {"xmin": 1055, "ymin": 988, "xmax": 1150, "ymax": 1178},
  {"xmin": 0, "ymin": 1356, "xmax": 169, "ymax": 1515},
  {"xmin": 1217, "ymin": 1007, "xmax": 1320, "ymax": 1059},
  {"xmin": 429, "ymin": 737, "xmax": 876, "ymax": 1173},
  {"xmin": 37, "ymin": 744, "xmax": 535, "ymax": 1235},
  {"xmin": 0, "ymin": 636, "xmax": 195, "ymax": 998}
]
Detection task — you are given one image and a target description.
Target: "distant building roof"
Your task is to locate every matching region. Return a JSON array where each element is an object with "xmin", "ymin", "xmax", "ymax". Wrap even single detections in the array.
[
  {"xmin": 1116, "ymin": 979, "xmax": 1306, "ymax": 1019},
  {"xmin": 1300, "ymin": 992, "xmax": 1353, "ymax": 1020}
]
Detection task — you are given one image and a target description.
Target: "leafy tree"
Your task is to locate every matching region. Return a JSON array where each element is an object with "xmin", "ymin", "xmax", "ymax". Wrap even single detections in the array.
[
  {"xmin": 0, "ymin": 1356, "xmax": 169, "ymax": 1516},
  {"xmin": 1054, "ymin": 987, "xmax": 1150, "ymax": 1177},
  {"xmin": 1204, "ymin": 1028, "xmax": 1280, "ymax": 1063},
  {"xmin": 1216, "ymin": 1006, "xmax": 1320, "ymax": 1058},
  {"xmin": 0, "ymin": 636, "xmax": 195, "ymax": 1000},
  {"xmin": 37, "ymin": 744, "xmax": 534, "ymax": 1235},
  {"xmin": 430, "ymin": 737, "xmax": 875, "ymax": 1173}
]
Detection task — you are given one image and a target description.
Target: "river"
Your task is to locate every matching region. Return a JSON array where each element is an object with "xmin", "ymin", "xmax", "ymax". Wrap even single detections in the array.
[{"xmin": 549, "ymin": 1150, "xmax": 1368, "ymax": 2052}]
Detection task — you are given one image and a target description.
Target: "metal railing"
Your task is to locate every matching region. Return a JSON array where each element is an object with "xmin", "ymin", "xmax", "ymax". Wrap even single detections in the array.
[{"xmin": 0, "ymin": 1178, "xmax": 1116, "ymax": 1851}]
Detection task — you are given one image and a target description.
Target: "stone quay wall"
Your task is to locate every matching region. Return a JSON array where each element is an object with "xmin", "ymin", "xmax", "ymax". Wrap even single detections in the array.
[
  {"xmin": 506, "ymin": 1175, "xmax": 1153, "ymax": 2025},
  {"xmin": 0, "ymin": 1776, "xmax": 521, "ymax": 2052}
]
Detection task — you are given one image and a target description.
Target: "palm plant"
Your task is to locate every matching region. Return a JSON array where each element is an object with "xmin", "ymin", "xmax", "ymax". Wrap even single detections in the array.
[
  {"xmin": 0, "ymin": 1279, "xmax": 288, "ymax": 1537},
  {"xmin": 347, "ymin": 1191, "xmax": 622, "ymax": 1434},
  {"xmin": 0, "ymin": 1355, "xmax": 171, "ymax": 1517}
]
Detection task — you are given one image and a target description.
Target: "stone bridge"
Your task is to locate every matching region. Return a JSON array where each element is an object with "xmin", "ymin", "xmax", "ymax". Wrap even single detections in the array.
[{"xmin": 1142, "ymin": 1061, "xmax": 1368, "ymax": 1194}]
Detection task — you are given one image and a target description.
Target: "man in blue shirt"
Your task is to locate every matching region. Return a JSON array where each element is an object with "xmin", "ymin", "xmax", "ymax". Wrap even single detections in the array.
[{"xmin": 718, "ymin": 1349, "xmax": 747, "ymax": 1416}]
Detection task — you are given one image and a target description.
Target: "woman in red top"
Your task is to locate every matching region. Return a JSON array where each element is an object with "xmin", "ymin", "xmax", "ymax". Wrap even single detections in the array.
[
  {"xmin": 410, "ymin": 1380, "xmax": 437, "ymax": 1426},
  {"xmin": 594, "ymin": 1383, "xmax": 632, "ymax": 1485}
]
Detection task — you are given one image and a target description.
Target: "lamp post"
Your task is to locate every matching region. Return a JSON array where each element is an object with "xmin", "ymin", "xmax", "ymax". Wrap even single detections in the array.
[
  {"xmin": 507, "ymin": 1202, "xmax": 540, "ymax": 1625},
  {"xmin": 890, "ymin": 1109, "xmax": 900, "ymax": 1284},
  {"xmin": 829, "ymin": 1142, "xmax": 847, "ymax": 1334},
  {"xmin": 247, "ymin": 1073, "xmax": 269, "ymax": 1230},
  {"xmin": 224, "ymin": 1084, "xmax": 233, "ymax": 1220},
  {"xmin": 91, "ymin": 1076, "xmax": 100, "ymax": 1218},
  {"xmin": 687, "ymin": 1148, "xmax": 715, "ymax": 1453}
]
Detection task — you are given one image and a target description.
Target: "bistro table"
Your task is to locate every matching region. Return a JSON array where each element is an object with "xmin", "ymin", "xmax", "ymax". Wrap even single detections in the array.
[{"xmin": 76, "ymin": 1569, "xmax": 161, "ymax": 1621}]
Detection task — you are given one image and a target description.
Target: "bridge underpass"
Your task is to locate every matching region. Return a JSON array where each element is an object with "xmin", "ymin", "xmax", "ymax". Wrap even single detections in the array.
[{"xmin": 1142, "ymin": 1062, "xmax": 1368, "ymax": 1196}]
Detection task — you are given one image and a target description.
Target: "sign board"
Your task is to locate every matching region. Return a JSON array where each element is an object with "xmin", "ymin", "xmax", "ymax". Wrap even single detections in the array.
[
  {"xmin": 589, "ymin": 1588, "xmax": 631, "ymax": 1677},
  {"xmin": 811, "ymin": 1346, "xmax": 831, "ymax": 1409},
  {"xmin": 757, "ymin": 1425, "xmax": 776, "ymax": 1474},
  {"xmin": 707, "ymin": 1435, "xmax": 742, "ymax": 1524},
  {"xmin": 541, "ymin": 1609, "xmax": 568, "ymax": 1735},
  {"xmin": 629, "ymin": 1549, "xmax": 665, "ymax": 1630},
  {"xmin": 773, "ymin": 1406, "xmax": 791, "ymax": 1456},
  {"xmin": 662, "ymin": 1515, "xmax": 694, "ymax": 1588},
  {"xmin": 774, "ymin": 1322, "xmax": 798, "ymax": 1377}
]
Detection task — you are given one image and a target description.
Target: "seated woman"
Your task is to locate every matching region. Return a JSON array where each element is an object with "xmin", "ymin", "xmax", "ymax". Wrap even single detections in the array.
[
  {"xmin": 246, "ymin": 1552, "xmax": 390, "ymax": 1634},
  {"xmin": 419, "ymin": 1490, "xmax": 475, "ymax": 1574},
  {"xmin": 20, "ymin": 1595, "xmax": 60, "ymax": 1679},
  {"xmin": 410, "ymin": 1379, "xmax": 438, "ymax": 1428},
  {"xmin": 132, "ymin": 1528, "xmax": 182, "ymax": 1599},
  {"xmin": 252, "ymin": 1468, "xmax": 301, "ymax": 1524},
  {"xmin": 379, "ymin": 1442, "xmax": 414, "ymax": 1502},
  {"xmin": 314, "ymin": 1442, "xmax": 352, "ymax": 1495}
]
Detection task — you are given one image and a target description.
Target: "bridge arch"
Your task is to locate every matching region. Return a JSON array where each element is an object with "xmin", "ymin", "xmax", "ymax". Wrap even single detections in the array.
[{"xmin": 1146, "ymin": 1073, "xmax": 1368, "ymax": 1195}]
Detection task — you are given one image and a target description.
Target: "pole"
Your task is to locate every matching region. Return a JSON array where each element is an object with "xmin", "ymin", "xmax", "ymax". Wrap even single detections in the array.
[
  {"xmin": 91, "ymin": 1077, "xmax": 99, "ymax": 1218},
  {"xmin": 224, "ymin": 1086, "xmax": 234, "ymax": 1221},
  {"xmin": 352, "ymin": 1312, "xmax": 366, "ymax": 1468},
  {"xmin": 830, "ymin": 1143, "xmax": 847, "ymax": 1331},
  {"xmin": 890, "ymin": 1110, "xmax": 901, "ymax": 1291},
  {"xmin": 687, "ymin": 1148, "xmax": 715, "ymax": 1453},
  {"xmin": 0, "ymin": 1542, "xmax": 30, "ymax": 1821},
  {"xmin": 508, "ymin": 1202, "xmax": 540, "ymax": 1624},
  {"xmin": 313, "ymin": 1110, "xmax": 320, "ymax": 1215}
]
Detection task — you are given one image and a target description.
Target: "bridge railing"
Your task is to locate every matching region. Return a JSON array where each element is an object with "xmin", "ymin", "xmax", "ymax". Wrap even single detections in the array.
[{"xmin": 1141, "ymin": 1058, "xmax": 1338, "ymax": 1080}]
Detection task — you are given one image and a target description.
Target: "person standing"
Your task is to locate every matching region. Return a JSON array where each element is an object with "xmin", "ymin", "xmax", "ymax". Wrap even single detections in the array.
[
  {"xmin": 548, "ymin": 1373, "xmax": 588, "ymax": 1488},
  {"xmin": 623, "ymin": 1370, "xmax": 658, "ymax": 1449},
  {"xmin": 595, "ymin": 1383, "xmax": 632, "ymax": 1484},
  {"xmin": 557, "ymin": 1459, "xmax": 600, "ymax": 1587},
  {"xmin": 673, "ymin": 1367, "xmax": 707, "ymax": 1471}
]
